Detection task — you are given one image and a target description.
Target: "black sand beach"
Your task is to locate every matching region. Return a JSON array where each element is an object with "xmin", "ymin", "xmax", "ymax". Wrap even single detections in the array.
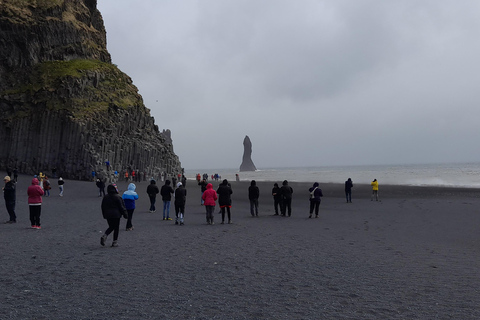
[{"xmin": 1, "ymin": 176, "xmax": 480, "ymax": 319}]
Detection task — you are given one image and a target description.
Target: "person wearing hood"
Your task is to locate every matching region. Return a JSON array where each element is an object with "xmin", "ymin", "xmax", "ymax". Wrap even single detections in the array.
[
  {"xmin": 27, "ymin": 177, "xmax": 44, "ymax": 229},
  {"xmin": 248, "ymin": 180, "xmax": 260, "ymax": 217},
  {"xmin": 146, "ymin": 179, "xmax": 160, "ymax": 213},
  {"xmin": 174, "ymin": 182, "xmax": 187, "ymax": 225},
  {"xmin": 160, "ymin": 180, "xmax": 174, "ymax": 220},
  {"xmin": 371, "ymin": 179, "xmax": 379, "ymax": 201},
  {"xmin": 3, "ymin": 176, "xmax": 16, "ymax": 223},
  {"xmin": 280, "ymin": 180, "xmax": 293, "ymax": 217},
  {"xmin": 308, "ymin": 182, "xmax": 323, "ymax": 218},
  {"xmin": 201, "ymin": 183, "xmax": 217, "ymax": 225},
  {"xmin": 217, "ymin": 179, "xmax": 233, "ymax": 224},
  {"xmin": 122, "ymin": 183, "xmax": 139, "ymax": 231},
  {"xmin": 101, "ymin": 184, "xmax": 128, "ymax": 247}
]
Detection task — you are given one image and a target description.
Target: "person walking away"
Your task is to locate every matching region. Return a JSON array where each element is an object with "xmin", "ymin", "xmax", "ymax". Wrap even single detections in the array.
[
  {"xmin": 96, "ymin": 179, "xmax": 106, "ymax": 197},
  {"xmin": 217, "ymin": 179, "xmax": 233, "ymax": 224},
  {"xmin": 3, "ymin": 176, "xmax": 16, "ymax": 223},
  {"xmin": 146, "ymin": 179, "xmax": 160, "ymax": 213},
  {"xmin": 58, "ymin": 177, "xmax": 65, "ymax": 197},
  {"xmin": 174, "ymin": 182, "xmax": 187, "ymax": 225},
  {"xmin": 122, "ymin": 183, "xmax": 138, "ymax": 230},
  {"xmin": 198, "ymin": 179, "xmax": 207, "ymax": 205},
  {"xmin": 345, "ymin": 178, "xmax": 353, "ymax": 203},
  {"xmin": 43, "ymin": 176, "xmax": 51, "ymax": 197},
  {"xmin": 371, "ymin": 179, "xmax": 379, "ymax": 201},
  {"xmin": 13, "ymin": 168, "xmax": 18, "ymax": 182},
  {"xmin": 280, "ymin": 180, "xmax": 293, "ymax": 217},
  {"xmin": 202, "ymin": 183, "xmax": 217, "ymax": 225},
  {"xmin": 160, "ymin": 180, "xmax": 174, "ymax": 220},
  {"xmin": 27, "ymin": 177, "xmax": 44, "ymax": 229},
  {"xmin": 272, "ymin": 183, "xmax": 281, "ymax": 215},
  {"xmin": 309, "ymin": 182, "xmax": 323, "ymax": 218},
  {"xmin": 248, "ymin": 180, "xmax": 260, "ymax": 217},
  {"xmin": 101, "ymin": 184, "xmax": 128, "ymax": 247}
]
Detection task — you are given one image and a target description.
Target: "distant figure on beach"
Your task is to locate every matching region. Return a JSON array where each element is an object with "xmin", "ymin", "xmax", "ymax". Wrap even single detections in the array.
[
  {"xmin": 174, "ymin": 182, "xmax": 187, "ymax": 225},
  {"xmin": 196, "ymin": 173, "xmax": 201, "ymax": 182},
  {"xmin": 272, "ymin": 183, "xmax": 281, "ymax": 215},
  {"xmin": 96, "ymin": 179, "xmax": 105, "ymax": 197},
  {"xmin": 160, "ymin": 180, "xmax": 174, "ymax": 220},
  {"xmin": 371, "ymin": 179, "xmax": 379, "ymax": 201},
  {"xmin": 236, "ymin": 174, "xmax": 240, "ymax": 182},
  {"xmin": 38, "ymin": 172, "xmax": 45, "ymax": 190},
  {"xmin": 217, "ymin": 179, "xmax": 233, "ymax": 224},
  {"xmin": 122, "ymin": 183, "xmax": 139, "ymax": 230},
  {"xmin": 3, "ymin": 176, "xmax": 16, "ymax": 224},
  {"xmin": 146, "ymin": 179, "xmax": 160, "ymax": 213},
  {"xmin": 181, "ymin": 174, "xmax": 187, "ymax": 187},
  {"xmin": 124, "ymin": 171, "xmax": 129, "ymax": 182},
  {"xmin": 42, "ymin": 176, "xmax": 51, "ymax": 197},
  {"xmin": 13, "ymin": 168, "xmax": 18, "ymax": 182},
  {"xmin": 308, "ymin": 182, "xmax": 323, "ymax": 218},
  {"xmin": 58, "ymin": 177, "xmax": 64, "ymax": 197},
  {"xmin": 202, "ymin": 183, "xmax": 217, "ymax": 225},
  {"xmin": 27, "ymin": 177, "xmax": 44, "ymax": 229},
  {"xmin": 345, "ymin": 178, "xmax": 353, "ymax": 203},
  {"xmin": 280, "ymin": 180, "xmax": 293, "ymax": 217},
  {"xmin": 198, "ymin": 179, "xmax": 208, "ymax": 205},
  {"xmin": 248, "ymin": 180, "xmax": 260, "ymax": 217},
  {"xmin": 101, "ymin": 184, "xmax": 128, "ymax": 247}
]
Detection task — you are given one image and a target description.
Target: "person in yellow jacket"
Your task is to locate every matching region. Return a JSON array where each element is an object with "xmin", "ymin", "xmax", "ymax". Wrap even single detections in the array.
[{"xmin": 371, "ymin": 179, "xmax": 379, "ymax": 201}]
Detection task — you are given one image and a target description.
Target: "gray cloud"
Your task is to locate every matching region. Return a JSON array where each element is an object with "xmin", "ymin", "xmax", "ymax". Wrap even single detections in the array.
[{"xmin": 98, "ymin": 0, "xmax": 480, "ymax": 169}]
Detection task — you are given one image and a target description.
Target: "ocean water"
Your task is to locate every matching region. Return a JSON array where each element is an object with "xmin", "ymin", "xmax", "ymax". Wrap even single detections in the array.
[{"xmin": 185, "ymin": 162, "xmax": 480, "ymax": 188}]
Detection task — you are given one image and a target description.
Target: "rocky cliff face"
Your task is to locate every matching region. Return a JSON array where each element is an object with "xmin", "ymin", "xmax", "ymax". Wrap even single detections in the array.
[{"xmin": 0, "ymin": 0, "xmax": 181, "ymax": 180}]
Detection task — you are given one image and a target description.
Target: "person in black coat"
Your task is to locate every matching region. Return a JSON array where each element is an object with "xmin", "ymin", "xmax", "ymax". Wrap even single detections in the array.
[
  {"xmin": 101, "ymin": 184, "xmax": 127, "ymax": 247},
  {"xmin": 345, "ymin": 178, "xmax": 353, "ymax": 203},
  {"xmin": 217, "ymin": 179, "xmax": 233, "ymax": 224},
  {"xmin": 3, "ymin": 176, "xmax": 16, "ymax": 223},
  {"xmin": 248, "ymin": 180, "xmax": 259, "ymax": 217},
  {"xmin": 160, "ymin": 180, "xmax": 174, "ymax": 220},
  {"xmin": 280, "ymin": 180, "xmax": 293, "ymax": 217},
  {"xmin": 271, "ymin": 183, "xmax": 282, "ymax": 216},
  {"xmin": 146, "ymin": 179, "xmax": 160, "ymax": 213},
  {"xmin": 309, "ymin": 182, "xmax": 323, "ymax": 218},
  {"xmin": 174, "ymin": 182, "xmax": 187, "ymax": 225}
]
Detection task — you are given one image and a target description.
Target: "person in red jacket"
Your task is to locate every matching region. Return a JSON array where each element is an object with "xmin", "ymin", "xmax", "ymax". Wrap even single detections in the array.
[
  {"xmin": 201, "ymin": 183, "xmax": 217, "ymax": 225},
  {"xmin": 27, "ymin": 177, "xmax": 44, "ymax": 229}
]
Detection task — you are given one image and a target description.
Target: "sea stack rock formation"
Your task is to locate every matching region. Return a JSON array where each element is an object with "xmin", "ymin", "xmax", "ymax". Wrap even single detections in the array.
[
  {"xmin": 0, "ymin": 0, "xmax": 181, "ymax": 180},
  {"xmin": 239, "ymin": 135, "xmax": 257, "ymax": 172}
]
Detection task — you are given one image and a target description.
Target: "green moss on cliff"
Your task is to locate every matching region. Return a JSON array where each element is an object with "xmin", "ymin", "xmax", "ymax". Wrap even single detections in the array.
[{"xmin": 2, "ymin": 59, "xmax": 143, "ymax": 119}]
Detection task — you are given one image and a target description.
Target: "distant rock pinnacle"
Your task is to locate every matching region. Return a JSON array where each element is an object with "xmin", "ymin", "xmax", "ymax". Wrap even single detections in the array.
[{"xmin": 239, "ymin": 135, "xmax": 257, "ymax": 172}]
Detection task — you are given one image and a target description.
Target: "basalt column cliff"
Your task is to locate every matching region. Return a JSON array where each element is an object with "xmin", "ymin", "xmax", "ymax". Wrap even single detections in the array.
[{"xmin": 0, "ymin": 0, "xmax": 181, "ymax": 180}]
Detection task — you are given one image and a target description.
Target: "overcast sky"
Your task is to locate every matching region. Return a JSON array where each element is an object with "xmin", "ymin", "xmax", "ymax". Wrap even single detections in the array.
[{"xmin": 97, "ymin": 1, "xmax": 480, "ymax": 170}]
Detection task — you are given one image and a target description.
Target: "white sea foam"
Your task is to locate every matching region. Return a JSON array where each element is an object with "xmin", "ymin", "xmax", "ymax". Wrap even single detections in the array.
[{"xmin": 186, "ymin": 162, "xmax": 480, "ymax": 188}]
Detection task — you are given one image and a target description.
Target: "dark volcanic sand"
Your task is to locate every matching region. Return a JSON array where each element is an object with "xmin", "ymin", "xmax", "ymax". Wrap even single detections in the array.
[{"xmin": 1, "ymin": 176, "xmax": 480, "ymax": 319}]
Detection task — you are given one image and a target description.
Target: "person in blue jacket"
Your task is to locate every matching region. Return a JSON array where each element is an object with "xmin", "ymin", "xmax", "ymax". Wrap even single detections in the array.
[{"xmin": 122, "ymin": 183, "xmax": 139, "ymax": 231}]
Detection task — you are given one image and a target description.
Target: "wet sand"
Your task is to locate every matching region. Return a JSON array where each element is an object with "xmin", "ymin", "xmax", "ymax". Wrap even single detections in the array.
[{"xmin": 1, "ymin": 176, "xmax": 480, "ymax": 319}]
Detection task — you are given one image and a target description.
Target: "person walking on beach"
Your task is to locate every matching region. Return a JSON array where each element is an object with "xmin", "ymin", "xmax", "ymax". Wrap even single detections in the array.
[
  {"xmin": 198, "ymin": 179, "xmax": 207, "ymax": 205},
  {"xmin": 248, "ymin": 180, "xmax": 260, "ymax": 217},
  {"xmin": 42, "ymin": 176, "xmax": 51, "ymax": 197},
  {"xmin": 174, "ymin": 182, "xmax": 187, "ymax": 225},
  {"xmin": 345, "ymin": 178, "xmax": 353, "ymax": 203},
  {"xmin": 101, "ymin": 184, "xmax": 128, "ymax": 247},
  {"xmin": 202, "ymin": 183, "xmax": 217, "ymax": 225},
  {"xmin": 371, "ymin": 179, "xmax": 379, "ymax": 201},
  {"xmin": 122, "ymin": 183, "xmax": 139, "ymax": 231},
  {"xmin": 160, "ymin": 180, "xmax": 174, "ymax": 220},
  {"xmin": 272, "ymin": 183, "xmax": 282, "ymax": 215},
  {"xmin": 217, "ymin": 179, "xmax": 233, "ymax": 224},
  {"xmin": 27, "ymin": 177, "xmax": 44, "ymax": 229},
  {"xmin": 3, "ymin": 176, "xmax": 16, "ymax": 224},
  {"xmin": 309, "ymin": 182, "xmax": 323, "ymax": 218},
  {"xmin": 58, "ymin": 177, "xmax": 64, "ymax": 197},
  {"xmin": 146, "ymin": 179, "xmax": 160, "ymax": 213},
  {"xmin": 96, "ymin": 178, "xmax": 106, "ymax": 197},
  {"xmin": 280, "ymin": 180, "xmax": 293, "ymax": 217}
]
